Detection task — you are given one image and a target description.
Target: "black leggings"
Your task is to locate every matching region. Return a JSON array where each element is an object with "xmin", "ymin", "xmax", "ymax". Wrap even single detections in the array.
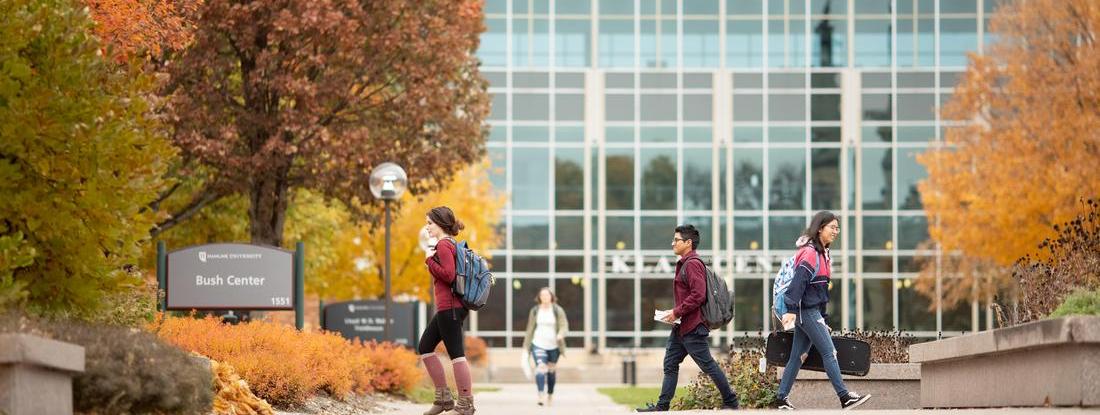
[{"xmin": 417, "ymin": 307, "xmax": 468, "ymax": 357}]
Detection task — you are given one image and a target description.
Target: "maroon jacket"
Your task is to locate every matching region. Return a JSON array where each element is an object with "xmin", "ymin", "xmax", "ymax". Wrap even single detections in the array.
[
  {"xmin": 672, "ymin": 249, "xmax": 708, "ymax": 336},
  {"xmin": 426, "ymin": 238, "xmax": 460, "ymax": 312}
]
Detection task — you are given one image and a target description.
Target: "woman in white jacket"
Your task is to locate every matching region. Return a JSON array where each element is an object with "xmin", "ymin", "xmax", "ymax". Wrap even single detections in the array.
[{"xmin": 521, "ymin": 287, "xmax": 568, "ymax": 406}]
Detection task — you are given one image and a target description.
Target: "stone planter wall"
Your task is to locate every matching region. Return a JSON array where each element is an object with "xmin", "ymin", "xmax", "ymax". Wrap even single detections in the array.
[
  {"xmin": 0, "ymin": 333, "xmax": 85, "ymax": 415},
  {"xmin": 775, "ymin": 363, "xmax": 921, "ymax": 409},
  {"xmin": 910, "ymin": 316, "xmax": 1100, "ymax": 408}
]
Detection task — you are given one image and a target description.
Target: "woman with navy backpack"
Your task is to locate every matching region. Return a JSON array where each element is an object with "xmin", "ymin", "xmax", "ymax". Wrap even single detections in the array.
[
  {"xmin": 773, "ymin": 211, "xmax": 871, "ymax": 410},
  {"xmin": 418, "ymin": 206, "xmax": 476, "ymax": 415}
]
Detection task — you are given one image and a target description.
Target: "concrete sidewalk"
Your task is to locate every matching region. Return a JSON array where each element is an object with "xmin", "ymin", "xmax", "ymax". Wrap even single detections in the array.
[{"xmin": 373, "ymin": 384, "xmax": 1098, "ymax": 415}]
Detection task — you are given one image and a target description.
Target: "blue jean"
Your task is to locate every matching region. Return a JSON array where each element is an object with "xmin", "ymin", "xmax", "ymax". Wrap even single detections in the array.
[
  {"xmin": 777, "ymin": 307, "xmax": 848, "ymax": 400},
  {"xmin": 531, "ymin": 345, "xmax": 560, "ymax": 393},
  {"xmin": 656, "ymin": 325, "xmax": 739, "ymax": 409}
]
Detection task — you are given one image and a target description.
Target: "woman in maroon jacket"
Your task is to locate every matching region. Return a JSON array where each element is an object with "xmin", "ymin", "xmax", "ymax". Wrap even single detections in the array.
[{"xmin": 418, "ymin": 206, "xmax": 475, "ymax": 415}]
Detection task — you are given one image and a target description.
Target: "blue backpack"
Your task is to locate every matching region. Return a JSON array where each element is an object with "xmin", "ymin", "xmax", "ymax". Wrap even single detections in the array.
[
  {"xmin": 448, "ymin": 239, "xmax": 494, "ymax": 311},
  {"xmin": 771, "ymin": 249, "xmax": 821, "ymax": 319}
]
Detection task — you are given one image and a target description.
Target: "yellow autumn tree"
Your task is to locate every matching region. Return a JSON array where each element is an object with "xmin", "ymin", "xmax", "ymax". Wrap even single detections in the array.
[
  {"xmin": 309, "ymin": 159, "xmax": 505, "ymax": 304},
  {"xmin": 916, "ymin": 0, "xmax": 1100, "ymax": 308}
]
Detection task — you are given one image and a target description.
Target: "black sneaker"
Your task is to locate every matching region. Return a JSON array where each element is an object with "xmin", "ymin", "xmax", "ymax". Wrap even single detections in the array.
[
  {"xmin": 840, "ymin": 392, "xmax": 871, "ymax": 410},
  {"xmin": 772, "ymin": 397, "xmax": 796, "ymax": 410},
  {"xmin": 634, "ymin": 402, "xmax": 668, "ymax": 412}
]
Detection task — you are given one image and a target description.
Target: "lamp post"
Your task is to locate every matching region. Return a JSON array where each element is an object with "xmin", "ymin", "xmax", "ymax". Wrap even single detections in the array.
[{"xmin": 369, "ymin": 162, "xmax": 407, "ymax": 342}]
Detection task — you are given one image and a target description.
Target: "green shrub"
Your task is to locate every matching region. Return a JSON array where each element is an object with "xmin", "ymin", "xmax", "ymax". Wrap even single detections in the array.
[
  {"xmin": 0, "ymin": 312, "xmax": 213, "ymax": 414},
  {"xmin": 670, "ymin": 340, "xmax": 779, "ymax": 410},
  {"xmin": 1049, "ymin": 289, "xmax": 1100, "ymax": 318}
]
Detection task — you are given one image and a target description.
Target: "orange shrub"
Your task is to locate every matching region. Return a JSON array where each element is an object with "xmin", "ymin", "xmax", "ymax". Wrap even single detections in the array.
[
  {"xmin": 148, "ymin": 315, "xmax": 421, "ymax": 407},
  {"xmin": 433, "ymin": 336, "xmax": 489, "ymax": 366}
]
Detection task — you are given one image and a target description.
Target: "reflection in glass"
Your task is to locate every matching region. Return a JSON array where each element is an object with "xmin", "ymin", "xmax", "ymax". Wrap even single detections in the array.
[
  {"xmin": 862, "ymin": 148, "xmax": 892, "ymax": 210},
  {"xmin": 641, "ymin": 94, "xmax": 677, "ymax": 122},
  {"xmin": 897, "ymin": 17, "xmax": 935, "ymax": 67},
  {"xmin": 734, "ymin": 149, "xmax": 763, "ymax": 210},
  {"xmin": 898, "ymin": 282, "xmax": 936, "ymax": 331},
  {"xmin": 898, "ymin": 215, "xmax": 930, "ymax": 249},
  {"xmin": 514, "ymin": 93, "xmax": 550, "ymax": 121},
  {"xmin": 735, "ymin": 278, "xmax": 764, "ymax": 331},
  {"xmin": 554, "ymin": 278, "xmax": 586, "ymax": 331},
  {"xmin": 812, "ymin": 17, "xmax": 846, "ymax": 67},
  {"xmin": 641, "ymin": 216, "xmax": 677, "ymax": 250},
  {"xmin": 641, "ymin": 150, "xmax": 677, "ymax": 210},
  {"xmin": 898, "ymin": 94, "xmax": 936, "ymax": 121},
  {"xmin": 811, "ymin": 94, "xmax": 841, "ymax": 121},
  {"xmin": 606, "ymin": 150, "xmax": 634, "ymax": 209},
  {"xmin": 811, "ymin": 149, "xmax": 841, "ymax": 210},
  {"xmin": 477, "ymin": 276, "xmax": 507, "ymax": 330},
  {"xmin": 555, "ymin": 18, "xmax": 590, "ymax": 67},
  {"xmin": 481, "ymin": 18, "xmax": 507, "ymax": 66},
  {"xmin": 684, "ymin": 149, "xmax": 713, "ymax": 210},
  {"xmin": 940, "ymin": 18, "xmax": 979, "ymax": 67},
  {"xmin": 863, "ymin": 216, "xmax": 893, "ymax": 250},
  {"xmin": 513, "ymin": 216, "xmax": 550, "ymax": 249},
  {"xmin": 769, "ymin": 148, "xmax": 806, "ymax": 210},
  {"xmin": 854, "ymin": 19, "xmax": 891, "ymax": 67},
  {"xmin": 862, "ymin": 94, "xmax": 891, "ymax": 121},
  {"xmin": 641, "ymin": 279, "xmax": 676, "ymax": 331},
  {"xmin": 769, "ymin": 94, "xmax": 806, "ymax": 122},
  {"xmin": 599, "ymin": 19, "xmax": 635, "ymax": 67},
  {"xmin": 727, "ymin": 19, "xmax": 764, "ymax": 68},
  {"xmin": 513, "ymin": 148, "xmax": 550, "ymax": 209},
  {"xmin": 684, "ymin": 19, "xmax": 721, "ymax": 68},
  {"xmin": 556, "ymin": 149, "xmax": 584, "ymax": 210},
  {"xmin": 769, "ymin": 216, "xmax": 805, "ymax": 250},
  {"xmin": 863, "ymin": 278, "xmax": 894, "ymax": 330},
  {"xmin": 897, "ymin": 148, "xmax": 926, "ymax": 209},
  {"xmin": 734, "ymin": 217, "xmax": 763, "ymax": 250},
  {"xmin": 555, "ymin": 217, "xmax": 583, "ymax": 250},
  {"xmin": 606, "ymin": 278, "xmax": 636, "ymax": 331},
  {"xmin": 733, "ymin": 94, "xmax": 764, "ymax": 122},
  {"xmin": 606, "ymin": 216, "xmax": 634, "ymax": 250}
]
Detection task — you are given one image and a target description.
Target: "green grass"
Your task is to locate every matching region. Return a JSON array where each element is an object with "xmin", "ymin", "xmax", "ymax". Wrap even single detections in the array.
[
  {"xmin": 597, "ymin": 386, "xmax": 686, "ymax": 409},
  {"xmin": 408, "ymin": 386, "xmax": 502, "ymax": 404}
]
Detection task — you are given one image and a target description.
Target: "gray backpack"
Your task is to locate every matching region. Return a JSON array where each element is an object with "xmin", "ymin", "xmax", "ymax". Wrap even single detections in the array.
[{"xmin": 680, "ymin": 257, "xmax": 734, "ymax": 329}]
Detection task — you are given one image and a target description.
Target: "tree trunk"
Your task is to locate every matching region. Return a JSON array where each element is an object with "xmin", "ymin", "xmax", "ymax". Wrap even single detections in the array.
[{"xmin": 249, "ymin": 169, "xmax": 290, "ymax": 248}]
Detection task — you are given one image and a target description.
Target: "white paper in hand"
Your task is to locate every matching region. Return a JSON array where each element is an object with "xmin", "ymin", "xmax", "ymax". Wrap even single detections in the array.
[{"xmin": 653, "ymin": 309, "xmax": 681, "ymax": 325}]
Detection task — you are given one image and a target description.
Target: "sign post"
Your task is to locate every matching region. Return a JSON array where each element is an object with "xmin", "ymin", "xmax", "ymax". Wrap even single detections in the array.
[{"xmin": 295, "ymin": 242, "xmax": 305, "ymax": 330}]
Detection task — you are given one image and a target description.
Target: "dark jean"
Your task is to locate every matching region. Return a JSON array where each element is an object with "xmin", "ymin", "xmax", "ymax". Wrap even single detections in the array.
[
  {"xmin": 656, "ymin": 324, "xmax": 739, "ymax": 409},
  {"xmin": 777, "ymin": 306, "xmax": 848, "ymax": 400}
]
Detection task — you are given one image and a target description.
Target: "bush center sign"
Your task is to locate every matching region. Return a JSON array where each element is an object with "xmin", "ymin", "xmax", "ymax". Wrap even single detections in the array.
[{"xmin": 165, "ymin": 243, "xmax": 295, "ymax": 310}]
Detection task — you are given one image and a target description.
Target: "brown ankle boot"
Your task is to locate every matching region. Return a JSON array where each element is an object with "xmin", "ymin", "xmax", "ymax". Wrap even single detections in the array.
[
  {"xmin": 423, "ymin": 388, "xmax": 454, "ymax": 415},
  {"xmin": 446, "ymin": 395, "xmax": 474, "ymax": 415}
]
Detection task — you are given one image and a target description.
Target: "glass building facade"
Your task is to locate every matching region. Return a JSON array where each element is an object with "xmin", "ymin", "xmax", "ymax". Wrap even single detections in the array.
[{"xmin": 473, "ymin": 0, "xmax": 1003, "ymax": 350}]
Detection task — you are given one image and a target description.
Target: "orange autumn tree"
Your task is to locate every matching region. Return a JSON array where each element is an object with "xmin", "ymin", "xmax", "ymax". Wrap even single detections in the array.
[
  {"xmin": 308, "ymin": 160, "xmax": 505, "ymax": 303},
  {"xmin": 85, "ymin": 0, "xmax": 199, "ymax": 62},
  {"xmin": 916, "ymin": 0, "xmax": 1100, "ymax": 308}
]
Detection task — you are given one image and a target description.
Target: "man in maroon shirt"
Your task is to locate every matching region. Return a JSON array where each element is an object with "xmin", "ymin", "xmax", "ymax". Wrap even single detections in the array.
[{"xmin": 637, "ymin": 224, "xmax": 740, "ymax": 412}]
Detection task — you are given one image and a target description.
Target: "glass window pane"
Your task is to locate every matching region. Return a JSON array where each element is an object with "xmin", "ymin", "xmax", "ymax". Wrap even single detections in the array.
[
  {"xmin": 641, "ymin": 149, "xmax": 677, "ymax": 210},
  {"xmin": 897, "ymin": 17, "xmax": 935, "ymax": 67},
  {"xmin": 489, "ymin": 124, "xmax": 505, "ymax": 144},
  {"xmin": 684, "ymin": 149, "xmax": 713, "ymax": 210},
  {"xmin": 513, "ymin": 18, "xmax": 551, "ymax": 67},
  {"xmin": 556, "ymin": 18, "xmax": 591, "ymax": 67},
  {"xmin": 606, "ymin": 126, "xmax": 634, "ymax": 143},
  {"xmin": 684, "ymin": 94, "xmax": 713, "ymax": 122},
  {"xmin": 769, "ymin": 94, "xmax": 806, "ymax": 121},
  {"xmin": 684, "ymin": 126, "xmax": 712, "ymax": 143},
  {"xmin": 556, "ymin": 149, "xmax": 585, "ymax": 210},
  {"xmin": 513, "ymin": 278, "xmax": 550, "ymax": 330},
  {"xmin": 811, "ymin": 149, "xmax": 841, "ymax": 210},
  {"xmin": 641, "ymin": 216, "xmax": 677, "ymax": 250},
  {"xmin": 514, "ymin": 125, "xmax": 549, "ymax": 143},
  {"xmin": 640, "ymin": 126, "xmax": 676, "ymax": 144},
  {"xmin": 684, "ymin": 216, "xmax": 713, "ymax": 250},
  {"xmin": 811, "ymin": 0, "xmax": 847, "ymax": 15},
  {"xmin": 734, "ymin": 278, "xmax": 764, "ymax": 331},
  {"xmin": 641, "ymin": 73, "xmax": 676, "ymax": 88},
  {"xmin": 727, "ymin": 19, "xmax": 764, "ymax": 68},
  {"xmin": 607, "ymin": 216, "xmax": 634, "ymax": 250},
  {"xmin": 513, "ymin": 148, "xmax": 550, "ymax": 209},
  {"xmin": 514, "ymin": 93, "xmax": 550, "ymax": 120},
  {"xmin": 898, "ymin": 281, "xmax": 936, "ymax": 331},
  {"xmin": 606, "ymin": 94, "xmax": 634, "ymax": 121},
  {"xmin": 734, "ymin": 217, "xmax": 763, "ymax": 250},
  {"xmin": 555, "ymin": 216, "xmax": 583, "ymax": 250},
  {"xmin": 854, "ymin": 0, "xmax": 891, "ymax": 14},
  {"xmin": 640, "ymin": 18, "xmax": 679, "ymax": 68},
  {"xmin": 862, "ymin": 216, "xmax": 893, "ymax": 250},
  {"xmin": 940, "ymin": 18, "xmax": 979, "ymax": 67},
  {"xmin": 769, "ymin": 148, "xmax": 806, "ymax": 210},
  {"xmin": 898, "ymin": 215, "xmax": 929, "ymax": 250},
  {"xmin": 897, "ymin": 147, "xmax": 926, "ymax": 210},
  {"xmin": 641, "ymin": 279, "xmax": 676, "ymax": 331},
  {"xmin": 607, "ymin": 279, "xmax": 636, "ymax": 331},
  {"xmin": 477, "ymin": 276, "xmax": 507, "ymax": 330},
  {"xmin": 556, "ymin": 256, "xmax": 583, "ymax": 273},
  {"xmin": 864, "ymin": 255, "xmax": 893, "ymax": 273},
  {"xmin": 490, "ymin": 93, "xmax": 507, "ymax": 120},
  {"xmin": 811, "ymin": 94, "xmax": 841, "ymax": 121},
  {"xmin": 556, "ymin": 0, "xmax": 590, "ymax": 15},
  {"xmin": 641, "ymin": 94, "xmax": 677, "ymax": 122},
  {"xmin": 599, "ymin": 19, "xmax": 635, "ymax": 67},
  {"xmin": 943, "ymin": 299, "xmax": 972, "ymax": 331},
  {"xmin": 734, "ymin": 148, "xmax": 763, "ymax": 210},
  {"xmin": 862, "ymin": 94, "xmax": 891, "ymax": 121},
  {"xmin": 769, "ymin": 216, "xmax": 805, "ymax": 250},
  {"xmin": 862, "ymin": 278, "xmax": 894, "ymax": 330},
  {"xmin": 862, "ymin": 148, "xmax": 893, "ymax": 210},
  {"xmin": 770, "ymin": 126, "xmax": 805, "ymax": 143},
  {"xmin": 513, "ymin": 216, "xmax": 550, "ymax": 249},
  {"xmin": 481, "ymin": 18, "xmax": 508, "ymax": 66},
  {"xmin": 864, "ymin": 125, "xmax": 892, "ymax": 143},
  {"xmin": 811, "ymin": 18, "xmax": 847, "ymax": 67},
  {"xmin": 557, "ymin": 126, "xmax": 585, "ymax": 142},
  {"xmin": 733, "ymin": 94, "xmax": 763, "ymax": 121},
  {"xmin": 811, "ymin": 126, "xmax": 841, "ymax": 143},
  {"xmin": 556, "ymin": 94, "xmax": 585, "ymax": 121},
  {"xmin": 854, "ymin": 19, "xmax": 891, "ymax": 67},
  {"xmin": 898, "ymin": 93, "xmax": 936, "ymax": 121},
  {"xmin": 896, "ymin": 126, "xmax": 935, "ymax": 143},
  {"xmin": 728, "ymin": 0, "xmax": 762, "ymax": 15},
  {"xmin": 606, "ymin": 150, "xmax": 634, "ymax": 209},
  {"xmin": 489, "ymin": 147, "xmax": 507, "ymax": 190},
  {"xmin": 514, "ymin": 255, "xmax": 549, "ymax": 272},
  {"xmin": 941, "ymin": 0, "xmax": 977, "ymax": 14},
  {"xmin": 684, "ymin": 19, "xmax": 721, "ymax": 68},
  {"xmin": 733, "ymin": 73, "xmax": 763, "ymax": 88},
  {"xmin": 554, "ymin": 278, "xmax": 585, "ymax": 330}
]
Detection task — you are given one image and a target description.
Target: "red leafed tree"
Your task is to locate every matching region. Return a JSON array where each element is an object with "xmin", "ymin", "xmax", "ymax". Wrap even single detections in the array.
[{"xmin": 160, "ymin": 0, "xmax": 490, "ymax": 247}]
